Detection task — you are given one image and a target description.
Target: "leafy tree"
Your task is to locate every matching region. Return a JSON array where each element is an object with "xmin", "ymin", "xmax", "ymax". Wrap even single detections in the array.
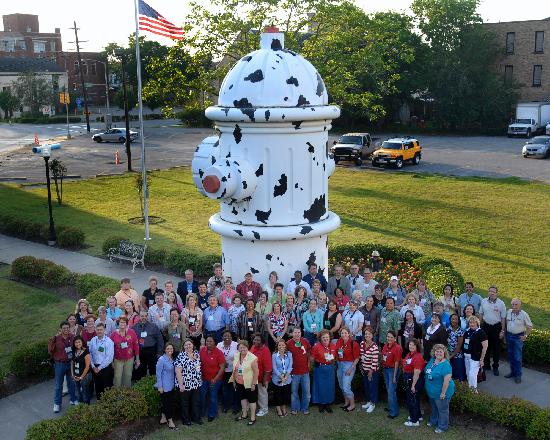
[
  {"xmin": 113, "ymin": 88, "xmax": 137, "ymax": 111},
  {"xmin": 11, "ymin": 72, "xmax": 54, "ymax": 113},
  {"xmin": 0, "ymin": 89, "xmax": 19, "ymax": 119},
  {"xmin": 49, "ymin": 159, "xmax": 67, "ymax": 205}
]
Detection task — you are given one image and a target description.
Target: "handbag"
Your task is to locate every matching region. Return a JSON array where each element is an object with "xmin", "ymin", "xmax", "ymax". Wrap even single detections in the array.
[{"xmin": 477, "ymin": 368, "xmax": 486, "ymax": 383}]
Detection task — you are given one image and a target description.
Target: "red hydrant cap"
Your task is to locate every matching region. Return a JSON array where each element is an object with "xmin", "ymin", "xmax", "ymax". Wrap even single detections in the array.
[{"xmin": 203, "ymin": 175, "xmax": 221, "ymax": 193}]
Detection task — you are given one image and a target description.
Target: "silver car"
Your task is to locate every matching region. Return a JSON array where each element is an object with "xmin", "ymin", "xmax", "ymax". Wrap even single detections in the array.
[
  {"xmin": 522, "ymin": 136, "xmax": 550, "ymax": 158},
  {"xmin": 92, "ymin": 128, "xmax": 138, "ymax": 143}
]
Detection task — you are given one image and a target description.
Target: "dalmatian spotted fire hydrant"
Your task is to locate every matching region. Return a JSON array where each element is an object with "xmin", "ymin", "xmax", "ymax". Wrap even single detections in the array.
[{"xmin": 192, "ymin": 26, "xmax": 341, "ymax": 285}]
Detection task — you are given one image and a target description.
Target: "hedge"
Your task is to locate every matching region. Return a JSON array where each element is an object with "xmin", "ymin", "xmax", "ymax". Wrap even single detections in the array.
[
  {"xmin": 8, "ymin": 339, "xmax": 52, "ymax": 379},
  {"xmin": 11, "ymin": 256, "xmax": 73, "ymax": 287},
  {"xmin": 75, "ymin": 273, "xmax": 120, "ymax": 298},
  {"xmin": 0, "ymin": 214, "xmax": 86, "ymax": 250},
  {"xmin": 451, "ymin": 382, "xmax": 550, "ymax": 439},
  {"xmin": 25, "ymin": 387, "xmax": 148, "ymax": 440},
  {"xmin": 523, "ymin": 329, "xmax": 550, "ymax": 365},
  {"xmin": 424, "ymin": 264, "xmax": 465, "ymax": 297}
]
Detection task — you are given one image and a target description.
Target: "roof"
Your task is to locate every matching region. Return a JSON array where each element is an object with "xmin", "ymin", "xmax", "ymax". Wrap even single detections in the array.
[
  {"xmin": 386, "ymin": 137, "xmax": 419, "ymax": 143},
  {"xmin": 341, "ymin": 133, "xmax": 370, "ymax": 136},
  {"xmin": 0, "ymin": 56, "xmax": 65, "ymax": 73}
]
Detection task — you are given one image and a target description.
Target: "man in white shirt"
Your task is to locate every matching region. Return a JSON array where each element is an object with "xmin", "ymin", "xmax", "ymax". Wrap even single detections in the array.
[
  {"xmin": 346, "ymin": 263, "xmax": 364, "ymax": 292},
  {"xmin": 504, "ymin": 298, "xmax": 533, "ymax": 383},
  {"xmin": 287, "ymin": 270, "xmax": 312, "ymax": 296},
  {"xmin": 479, "ymin": 285, "xmax": 506, "ymax": 376},
  {"xmin": 88, "ymin": 322, "xmax": 114, "ymax": 399},
  {"xmin": 362, "ymin": 268, "xmax": 379, "ymax": 299},
  {"xmin": 148, "ymin": 291, "xmax": 172, "ymax": 332}
]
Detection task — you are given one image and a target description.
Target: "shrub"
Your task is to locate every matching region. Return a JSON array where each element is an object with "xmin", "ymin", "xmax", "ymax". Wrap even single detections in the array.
[
  {"xmin": 102, "ymin": 236, "xmax": 128, "ymax": 255},
  {"xmin": 145, "ymin": 247, "xmax": 167, "ymax": 266},
  {"xmin": 329, "ymin": 243, "xmax": 423, "ymax": 267},
  {"xmin": 523, "ymin": 329, "xmax": 550, "ymax": 365},
  {"xmin": 164, "ymin": 249, "xmax": 198, "ymax": 276},
  {"xmin": 10, "ymin": 256, "xmax": 39, "ymax": 281},
  {"xmin": 412, "ymin": 255, "xmax": 454, "ymax": 272},
  {"xmin": 132, "ymin": 375, "xmax": 162, "ymax": 416},
  {"xmin": 424, "ymin": 264, "xmax": 464, "ymax": 297},
  {"xmin": 527, "ymin": 408, "xmax": 550, "ymax": 440},
  {"xmin": 375, "ymin": 261, "xmax": 422, "ymax": 290},
  {"xmin": 175, "ymin": 106, "xmax": 211, "ymax": 127},
  {"xmin": 56, "ymin": 226, "xmax": 86, "ymax": 249},
  {"xmin": 87, "ymin": 286, "xmax": 113, "ymax": 311},
  {"xmin": 8, "ymin": 339, "xmax": 52, "ymax": 379},
  {"xmin": 23, "ymin": 222, "xmax": 43, "ymax": 241},
  {"xmin": 75, "ymin": 273, "xmax": 120, "ymax": 297},
  {"xmin": 41, "ymin": 262, "xmax": 72, "ymax": 287}
]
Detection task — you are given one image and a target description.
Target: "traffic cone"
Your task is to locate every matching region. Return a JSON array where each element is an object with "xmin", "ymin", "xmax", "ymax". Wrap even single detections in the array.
[
  {"xmin": 34, "ymin": 134, "xmax": 39, "ymax": 145},
  {"xmin": 115, "ymin": 150, "xmax": 120, "ymax": 165}
]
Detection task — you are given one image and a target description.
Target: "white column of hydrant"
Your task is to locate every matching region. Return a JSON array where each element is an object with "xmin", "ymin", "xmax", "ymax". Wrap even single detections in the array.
[{"xmin": 192, "ymin": 26, "xmax": 341, "ymax": 285}]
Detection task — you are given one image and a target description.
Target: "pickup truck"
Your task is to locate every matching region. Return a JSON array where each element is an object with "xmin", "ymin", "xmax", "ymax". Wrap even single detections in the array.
[
  {"xmin": 330, "ymin": 133, "xmax": 381, "ymax": 166},
  {"xmin": 371, "ymin": 137, "xmax": 422, "ymax": 169}
]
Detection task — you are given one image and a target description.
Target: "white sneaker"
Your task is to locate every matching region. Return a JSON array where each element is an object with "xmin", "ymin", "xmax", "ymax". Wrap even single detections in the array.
[
  {"xmin": 53, "ymin": 404, "xmax": 60, "ymax": 413},
  {"xmin": 256, "ymin": 408, "xmax": 268, "ymax": 417},
  {"xmin": 366, "ymin": 404, "xmax": 375, "ymax": 413},
  {"xmin": 361, "ymin": 402, "xmax": 371, "ymax": 410},
  {"xmin": 70, "ymin": 401, "xmax": 79, "ymax": 405},
  {"xmin": 404, "ymin": 421, "xmax": 420, "ymax": 427}
]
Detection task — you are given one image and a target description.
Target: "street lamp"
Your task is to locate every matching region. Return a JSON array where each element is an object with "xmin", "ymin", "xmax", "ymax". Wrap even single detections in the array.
[{"xmin": 32, "ymin": 143, "xmax": 61, "ymax": 246}]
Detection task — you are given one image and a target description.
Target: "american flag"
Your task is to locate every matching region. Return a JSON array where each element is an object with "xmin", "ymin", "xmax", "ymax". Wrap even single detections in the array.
[{"xmin": 138, "ymin": 0, "xmax": 184, "ymax": 40}]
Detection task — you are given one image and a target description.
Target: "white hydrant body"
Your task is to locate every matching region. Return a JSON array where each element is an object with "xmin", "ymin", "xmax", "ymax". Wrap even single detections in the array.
[{"xmin": 192, "ymin": 28, "xmax": 341, "ymax": 284}]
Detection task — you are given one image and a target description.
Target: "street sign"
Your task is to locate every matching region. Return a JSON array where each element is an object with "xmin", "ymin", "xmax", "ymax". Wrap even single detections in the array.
[{"xmin": 76, "ymin": 97, "xmax": 82, "ymax": 108}]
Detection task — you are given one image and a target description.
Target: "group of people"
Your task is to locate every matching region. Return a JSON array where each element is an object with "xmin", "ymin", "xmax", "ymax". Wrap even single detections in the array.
[{"xmin": 47, "ymin": 260, "xmax": 533, "ymax": 434}]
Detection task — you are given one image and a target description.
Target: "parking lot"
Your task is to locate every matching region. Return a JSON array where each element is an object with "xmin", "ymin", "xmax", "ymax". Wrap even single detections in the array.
[{"xmin": 0, "ymin": 125, "xmax": 548, "ymax": 184}]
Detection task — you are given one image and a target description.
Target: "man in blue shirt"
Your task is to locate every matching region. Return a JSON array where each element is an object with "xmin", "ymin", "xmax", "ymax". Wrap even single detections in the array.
[
  {"xmin": 203, "ymin": 296, "xmax": 229, "ymax": 344},
  {"xmin": 457, "ymin": 282, "xmax": 482, "ymax": 314},
  {"xmin": 177, "ymin": 269, "xmax": 199, "ymax": 305},
  {"xmin": 88, "ymin": 322, "xmax": 114, "ymax": 400},
  {"xmin": 303, "ymin": 263, "xmax": 327, "ymax": 293}
]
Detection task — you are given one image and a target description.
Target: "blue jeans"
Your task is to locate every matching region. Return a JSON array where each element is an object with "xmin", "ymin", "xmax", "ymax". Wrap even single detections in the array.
[
  {"xmin": 75, "ymin": 373, "xmax": 92, "ymax": 404},
  {"xmin": 383, "ymin": 367, "xmax": 400, "ymax": 417},
  {"xmin": 404, "ymin": 372, "xmax": 422, "ymax": 423},
  {"xmin": 361, "ymin": 370, "xmax": 379, "ymax": 404},
  {"xmin": 205, "ymin": 328, "xmax": 224, "ymax": 345},
  {"xmin": 54, "ymin": 361, "xmax": 76, "ymax": 406},
  {"xmin": 200, "ymin": 380, "xmax": 222, "ymax": 418},
  {"xmin": 304, "ymin": 332, "xmax": 317, "ymax": 347},
  {"xmin": 429, "ymin": 397, "xmax": 450, "ymax": 431},
  {"xmin": 291, "ymin": 373, "xmax": 311, "ymax": 412},
  {"xmin": 337, "ymin": 361, "xmax": 356, "ymax": 399},
  {"xmin": 450, "ymin": 356, "xmax": 466, "ymax": 381},
  {"xmin": 506, "ymin": 333, "xmax": 524, "ymax": 377}
]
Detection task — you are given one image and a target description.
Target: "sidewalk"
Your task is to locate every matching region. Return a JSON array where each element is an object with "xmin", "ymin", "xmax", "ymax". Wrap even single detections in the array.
[{"xmin": 0, "ymin": 233, "xmax": 549, "ymax": 439}]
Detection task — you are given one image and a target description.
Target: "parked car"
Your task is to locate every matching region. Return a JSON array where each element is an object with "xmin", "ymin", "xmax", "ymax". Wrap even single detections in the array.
[
  {"xmin": 522, "ymin": 136, "xmax": 550, "ymax": 159},
  {"xmin": 92, "ymin": 128, "xmax": 138, "ymax": 143},
  {"xmin": 546, "ymin": 122, "xmax": 550, "ymax": 135},
  {"xmin": 371, "ymin": 137, "xmax": 422, "ymax": 169},
  {"xmin": 331, "ymin": 133, "xmax": 381, "ymax": 166}
]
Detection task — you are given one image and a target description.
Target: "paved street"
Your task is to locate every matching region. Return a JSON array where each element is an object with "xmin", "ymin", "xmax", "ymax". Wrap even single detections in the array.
[{"xmin": 0, "ymin": 124, "xmax": 549, "ymax": 183}]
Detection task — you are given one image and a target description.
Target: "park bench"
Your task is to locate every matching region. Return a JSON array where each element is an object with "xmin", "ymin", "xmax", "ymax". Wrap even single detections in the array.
[{"xmin": 108, "ymin": 240, "xmax": 146, "ymax": 272}]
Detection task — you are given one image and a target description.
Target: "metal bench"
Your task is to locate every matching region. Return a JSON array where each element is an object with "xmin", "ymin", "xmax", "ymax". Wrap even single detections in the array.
[{"xmin": 108, "ymin": 240, "xmax": 146, "ymax": 272}]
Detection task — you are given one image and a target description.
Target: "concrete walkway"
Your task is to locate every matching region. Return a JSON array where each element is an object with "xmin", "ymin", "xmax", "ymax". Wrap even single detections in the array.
[{"xmin": 0, "ymin": 233, "xmax": 549, "ymax": 439}]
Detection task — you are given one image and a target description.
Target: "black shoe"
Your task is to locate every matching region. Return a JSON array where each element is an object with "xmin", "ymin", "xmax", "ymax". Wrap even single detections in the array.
[
  {"xmin": 196, "ymin": 420, "xmax": 203, "ymax": 425},
  {"xmin": 208, "ymin": 417, "xmax": 214, "ymax": 422},
  {"xmin": 515, "ymin": 377, "xmax": 522, "ymax": 384},
  {"xmin": 340, "ymin": 405, "xmax": 349, "ymax": 410},
  {"xmin": 493, "ymin": 368, "xmax": 499, "ymax": 376},
  {"xmin": 387, "ymin": 414, "xmax": 398, "ymax": 419},
  {"xmin": 325, "ymin": 406, "xmax": 333, "ymax": 413},
  {"xmin": 384, "ymin": 407, "xmax": 389, "ymax": 412},
  {"xmin": 504, "ymin": 373, "xmax": 514, "ymax": 379},
  {"xmin": 319, "ymin": 405, "xmax": 325, "ymax": 413}
]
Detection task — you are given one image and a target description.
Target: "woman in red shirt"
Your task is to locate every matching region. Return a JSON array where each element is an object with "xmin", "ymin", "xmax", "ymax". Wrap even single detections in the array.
[
  {"xmin": 80, "ymin": 315, "xmax": 97, "ymax": 346},
  {"xmin": 334, "ymin": 287, "xmax": 350, "ymax": 313},
  {"xmin": 382, "ymin": 330, "xmax": 403, "ymax": 418},
  {"xmin": 311, "ymin": 329, "xmax": 337, "ymax": 413},
  {"xmin": 402, "ymin": 339, "xmax": 425, "ymax": 426},
  {"xmin": 335, "ymin": 327, "xmax": 360, "ymax": 411},
  {"xmin": 110, "ymin": 316, "xmax": 140, "ymax": 388}
]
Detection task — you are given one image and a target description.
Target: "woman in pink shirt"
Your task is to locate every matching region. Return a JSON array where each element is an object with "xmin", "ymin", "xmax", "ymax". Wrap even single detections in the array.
[
  {"xmin": 220, "ymin": 278, "xmax": 237, "ymax": 311},
  {"xmin": 110, "ymin": 316, "xmax": 140, "ymax": 388},
  {"xmin": 124, "ymin": 300, "xmax": 140, "ymax": 329}
]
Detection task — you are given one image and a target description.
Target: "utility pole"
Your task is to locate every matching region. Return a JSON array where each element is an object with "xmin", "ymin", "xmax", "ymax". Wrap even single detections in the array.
[
  {"xmin": 116, "ymin": 50, "xmax": 132, "ymax": 172},
  {"xmin": 70, "ymin": 21, "xmax": 91, "ymax": 132}
]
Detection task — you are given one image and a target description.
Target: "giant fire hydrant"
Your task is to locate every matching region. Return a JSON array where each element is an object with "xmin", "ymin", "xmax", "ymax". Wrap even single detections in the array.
[{"xmin": 192, "ymin": 26, "xmax": 341, "ymax": 285}]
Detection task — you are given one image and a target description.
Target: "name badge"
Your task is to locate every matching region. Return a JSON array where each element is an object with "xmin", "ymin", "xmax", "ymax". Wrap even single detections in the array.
[
  {"xmin": 426, "ymin": 368, "xmax": 432, "ymax": 374},
  {"xmin": 238, "ymin": 367, "xmax": 243, "ymax": 375},
  {"xmin": 464, "ymin": 338, "xmax": 470, "ymax": 345},
  {"xmin": 311, "ymin": 323, "xmax": 317, "ymax": 330},
  {"xmin": 382, "ymin": 355, "xmax": 387, "ymax": 362},
  {"xmin": 74, "ymin": 367, "xmax": 80, "ymax": 374},
  {"xmin": 65, "ymin": 346, "xmax": 72, "ymax": 354},
  {"xmin": 247, "ymin": 291, "xmax": 253, "ymax": 297},
  {"xmin": 149, "ymin": 299, "xmax": 154, "ymax": 305},
  {"xmin": 295, "ymin": 341, "xmax": 302, "ymax": 348},
  {"xmin": 420, "ymin": 299, "xmax": 426, "ymax": 306},
  {"xmin": 324, "ymin": 353, "xmax": 333, "ymax": 361},
  {"xmin": 381, "ymin": 317, "xmax": 387, "ymax": 323},
  {"xmin": 425, "ymin": 335, "xmax": 430, "ymax": 341},
  {"xmin": 189, "ymin": 317, "xmax": 196, "ymax": 325},
  {"xmin": 98, "ymin": 346, "xmax": 105, "ymax": 353},
  {"xmin": 141, "ymin": 331, "xmax": 148, "ymax": 338},
  {"xmin": 338, "ymin": 348, "xmax": 344, "ymax": 358},
  {"xmin": 173, "ymin": 333, "xmax": 180, "ymax": 339},
  {"xmin": 406, "ymin": 358, "xmax": 412, "ymax": 365},
  {"xmin": 324, "ymin": 320, "xmax": 330, "ymax": 327},
  {"xmin": 226, "ymin": 297, "xmax": 232, "ymax": 304},
  {"xmin": 196, "ymin": 364, "xmax": 201, "ymax": 372},
  {"xmin": 366, "ymin": 320, "xmax": 370, "ymax": 326},
  {"xmin": 120, "ymin": 342, "xmax": 128, "ymax": 349},
  {"xmin": 208, "ymin": 315, "xmax": 214, "ymax": 321}
]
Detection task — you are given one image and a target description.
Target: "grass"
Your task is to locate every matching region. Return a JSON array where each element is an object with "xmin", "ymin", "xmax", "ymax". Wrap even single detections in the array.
[
  {"xmin": 0, "ymin": 167, "xmax": 548, "ymax": 329},
  {"xmin": 0, "ymin": 265, "xmax": 75, "ymax": 370},
  {"xmin": 143, "ymin": 408, "xmax": 488, "ymax": 440}
]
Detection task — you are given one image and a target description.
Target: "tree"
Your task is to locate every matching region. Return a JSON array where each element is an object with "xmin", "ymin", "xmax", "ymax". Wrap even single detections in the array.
[
  {"xmin": 49, "ymin": 159, "xmax": 67, "ymax": 205},
  {"xmin": 135, "ymin": 173, "xmax": 152, "ymax": 221},
  {"xmin": 114, "ymin": 88, "xmax": 137, "ymax": 111},
  {"xmin": 11, "ymin": 72, "xmax": 54, "ymax": 114},
  {"xmin": 411, "ymin": 0, "xmax": 518, "ymax": 130},
  {"xmin": 0, "ymin": 89, "xmax": 19, "ymax": 119}
]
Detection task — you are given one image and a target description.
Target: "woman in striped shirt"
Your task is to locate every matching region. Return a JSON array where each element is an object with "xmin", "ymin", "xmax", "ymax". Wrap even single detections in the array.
[{"xmin": 360, "ymin": 326, "xmax": 380, "ymax": 413}]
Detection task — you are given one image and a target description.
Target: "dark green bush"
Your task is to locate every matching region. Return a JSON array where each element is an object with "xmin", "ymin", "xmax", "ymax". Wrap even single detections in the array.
[
  {"xmin": 75, "ymin": 273, "xmax": 120, "ymax": 297},
  {"xmin": 523, "ymin": 329, "xmax": 550, "ymax": 365},
  {"xmin": 10, "ymin": 256, "xmax": 39, "ymax": 282},
  {"xmin": 41, "ymin": 262, "xmax": 72, "ymax": 287},
  {"xmin": 132, "ymin": 375, "xmax": 162, "ymax": 416},
  {"xmin": 175, "ymin": 106, "xmax": 211, "ymax": 127},
  {"xmin": 164, "ymin": 249, "xmax": 198, "ymax": 276},
  {"xmin": 102, "ymin": 236, "xmax": 128, "ymax": 255},
  {"xmin": 424, "ymin": 264, "xmax": 465, "ymax": 297},
  {"xmin": 8, "ymin": 339, "xmax": 52, "ymax": 379},
  {"xmin": 23, "ymin": 222, "xmax": 43, "ymax": 241},
  {"xmin": 87, "ymin": 286, "xmax": 113, "ymax": 312},
  {"xmin": 412, "ymin": 255, "xmax": 454, "ymax": 272},
  {"xmin": 145, "ymin": 247, "xmax": 167, "ymax": 266},
  {"xmin": 527, "ymin": 408, "xmax": 550, "ymax": 440},
  {"xmin": 56, "ymin": 226, "xmax": 86, "ymax": 250}
]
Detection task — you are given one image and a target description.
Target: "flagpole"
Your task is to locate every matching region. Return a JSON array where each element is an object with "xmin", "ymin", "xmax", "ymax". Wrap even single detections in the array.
[{"xmin": 133, "ymin": 0, "xmax": 150, "ymax": 241}]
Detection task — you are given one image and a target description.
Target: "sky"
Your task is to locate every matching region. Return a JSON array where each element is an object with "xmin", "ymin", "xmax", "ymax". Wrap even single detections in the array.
[{"xmin": 2, "ymin": 0, "xmax": 548, "ymax": 52}]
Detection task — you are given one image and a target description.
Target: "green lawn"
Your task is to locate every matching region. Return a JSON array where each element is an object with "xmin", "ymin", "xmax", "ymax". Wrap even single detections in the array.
[
  {"xmin": 144, "ymin": 408, "xmax": 489, "ymax": 440},
  {"xmin": 0, "ymin": 265, "xmax": 75, "ymax": 370},
  {"xmin": 1, "ymin": 167, "xmax": 549, "ymax": 329}
]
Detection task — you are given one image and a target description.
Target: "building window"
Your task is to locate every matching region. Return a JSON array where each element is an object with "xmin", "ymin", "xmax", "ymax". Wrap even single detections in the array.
[
  {"xmin": 90, "ymin": 62, "xmax": 96, "ymax": 75},
  {"xmin": 504, "ymin": 65, "xmax": 513, "ymax": 83},
  {"xmin": 50, "ymin": 41, "xmax": 56, "ymax": 52},
  {"xmin": 17, "ymin": 40, "xmax": 26, "ymax": 50},
  {"xmin": 535, "ymin": 31, "xmax": 544, "ymax": 53},
  {"xmin": 533, "ymin": 65, "xmax": 542, "ymax": 87},
  {"xmin": 74, "ymin": 61, "xmax": 79, "ymax": 74},
  {"xmin": 33, "ymin": 41, "xmax": 46, "ymax": 53},
  {"xmin": 0, "ymin": 40, "xmax": 15, "ymax": 52},
  {"xmin": 506, "ymin": 32, "xmax": 515, "ymax": 54},
  {"xmin": 81, "ymin": 61, "xmax": 88, "ymax": 75}
]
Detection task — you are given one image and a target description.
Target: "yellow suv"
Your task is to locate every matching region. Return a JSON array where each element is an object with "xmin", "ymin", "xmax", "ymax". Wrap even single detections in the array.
[{"xmin": 371, "ymin": 137, "xmax": 422, "ymax": 169}]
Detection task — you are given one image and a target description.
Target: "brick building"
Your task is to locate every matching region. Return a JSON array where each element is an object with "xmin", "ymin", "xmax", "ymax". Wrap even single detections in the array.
[
  {"xmin": 484, "ymin": 18, "xmax": 550, "ymax": 102},
  {"xmin": 60, "ymin": 51, "xmax": 109, "ymax": 107}
]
